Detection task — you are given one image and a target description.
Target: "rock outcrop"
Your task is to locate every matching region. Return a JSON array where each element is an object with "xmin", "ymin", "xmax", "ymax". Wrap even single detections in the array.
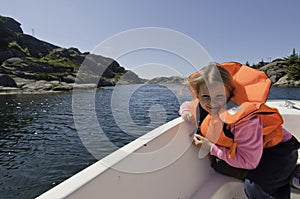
[
  {"xmin": 258, "ymin": 60, "xmax": 300, "ymax": 87},
  {"xmin": 0, "ymin": 73, "xmax": 17, "ymax": 87},
  {"xmin": 0, "ymin": 15, "xmax": 144, "ymax": 94},
  {"xmin": 146, "ymin": 76, "xmax": 185, "ymax": 84}
]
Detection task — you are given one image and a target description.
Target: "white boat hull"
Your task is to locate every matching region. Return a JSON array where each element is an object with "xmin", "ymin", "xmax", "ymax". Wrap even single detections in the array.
[{"xmin": 37, "ymin": 100, "xmax": 300, "ymax": 199}]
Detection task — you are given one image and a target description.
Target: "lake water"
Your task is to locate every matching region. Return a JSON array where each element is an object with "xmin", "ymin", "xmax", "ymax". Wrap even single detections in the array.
[{"xmin": 0, "ymin": 84, "xmax": 300, "ymax": 199}]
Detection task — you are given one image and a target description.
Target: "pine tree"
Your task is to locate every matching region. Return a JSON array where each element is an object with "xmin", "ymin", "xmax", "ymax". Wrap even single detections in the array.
[{"xmin": 286, "ymin": 48, "xmax": 300, "ymax": 80}]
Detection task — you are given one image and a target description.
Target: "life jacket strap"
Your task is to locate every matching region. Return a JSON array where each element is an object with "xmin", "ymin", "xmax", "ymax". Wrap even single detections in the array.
[{"xmin": 229, "ymin": 142, "xmax": 237, "ymax": 158}]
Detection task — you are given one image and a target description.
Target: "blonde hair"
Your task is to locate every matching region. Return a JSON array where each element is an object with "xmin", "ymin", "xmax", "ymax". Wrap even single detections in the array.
[{"xmin": 186, "ymin": 62, "xmax": 235, "ymax": 99}]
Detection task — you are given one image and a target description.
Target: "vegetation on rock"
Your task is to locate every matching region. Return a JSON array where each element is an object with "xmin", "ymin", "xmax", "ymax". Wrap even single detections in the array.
[
  {"xmin": 249, "ymin": 48, "xmax": 300, "ymax": 87},
  {"xmin": 285, "ymin": 48, "xmax": 300, "ymax": 80},
  {"xmin": 0, "ymin": 15, "xmax": 144, "ymax": 93}
]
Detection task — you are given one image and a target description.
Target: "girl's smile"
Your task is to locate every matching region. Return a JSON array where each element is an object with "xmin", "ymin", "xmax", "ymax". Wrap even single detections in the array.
[{"xmin": 198, "ymin": 82, "xmax": 229, "ymax": 114}]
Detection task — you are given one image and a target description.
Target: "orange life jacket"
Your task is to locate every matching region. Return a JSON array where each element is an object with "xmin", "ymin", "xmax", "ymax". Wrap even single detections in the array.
[{"xmin": 189, "ymin": 62, "xmax": 284, "ymax": 158}]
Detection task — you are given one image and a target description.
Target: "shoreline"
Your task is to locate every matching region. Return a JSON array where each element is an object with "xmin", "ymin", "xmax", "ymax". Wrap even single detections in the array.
[
  {"xmin": 0, "ymin": 83, "xmax": 100, "ymax": 95},
  {"xmin": 0, "ymin": 82, "xmax": 299, "ymax": 96},
  {"xmin": 1, "ymin": 87, "xmax": 299, "ymax": 96}
]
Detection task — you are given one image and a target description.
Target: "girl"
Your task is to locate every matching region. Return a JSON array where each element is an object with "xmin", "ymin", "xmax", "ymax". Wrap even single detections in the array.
[{"xmin": 179, "ymin": 62, "xmax": 299, "ymax": 198}]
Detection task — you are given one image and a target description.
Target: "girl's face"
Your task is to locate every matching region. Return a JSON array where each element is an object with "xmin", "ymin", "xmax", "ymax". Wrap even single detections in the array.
[{"xmin": 198, "ymin": 82, "xmax": 229, "ymax": 114}]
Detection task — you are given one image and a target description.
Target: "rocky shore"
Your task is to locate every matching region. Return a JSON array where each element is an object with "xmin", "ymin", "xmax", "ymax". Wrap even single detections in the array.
[
  {"xmin": 258, "ymin": 59, "xmax": 300, "ymax": 87},
  {"xmin": 0, "ymin": 15, "xmax": 145, "ymax": 94}
]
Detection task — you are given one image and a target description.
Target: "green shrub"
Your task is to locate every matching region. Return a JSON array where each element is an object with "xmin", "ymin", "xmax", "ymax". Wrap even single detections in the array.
[
  {"xmin": 287, "ymin": 63, "xmax": 300, "ymax": 80},
  {"xmin": 285, "ymin": 48, "xmax": 300, "ymax": 80},
  {"xmin": 8, "ymin": 41, "xmax": 31, "ymax": 56}
]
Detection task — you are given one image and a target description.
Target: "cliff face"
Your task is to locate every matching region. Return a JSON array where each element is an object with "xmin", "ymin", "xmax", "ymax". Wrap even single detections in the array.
[
  {"xmin": 0, "ymin": 15, "xmax": 144, "ymax": 93},
  {"xmin": 0, "ymin": 16, "xmax": 59, "ymax": 63},
  {"xmin": 257, "ymin": 60, "xmax": 300, "ymax": 87}
]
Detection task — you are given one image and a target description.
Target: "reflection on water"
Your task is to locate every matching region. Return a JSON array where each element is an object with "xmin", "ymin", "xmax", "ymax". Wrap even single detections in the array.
[{"xmin": 0, "ymin": 85, "xmax": 299, "ymax": 198}]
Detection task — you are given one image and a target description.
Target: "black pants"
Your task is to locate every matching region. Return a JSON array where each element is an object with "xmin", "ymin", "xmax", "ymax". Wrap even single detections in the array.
[
  {"xmin": 246, "ymin": 136, "xmax": 299, "ymax": 198},
  {"xmin": 211, "ymin": 136, "xmax": 300, "ymax": 198}
]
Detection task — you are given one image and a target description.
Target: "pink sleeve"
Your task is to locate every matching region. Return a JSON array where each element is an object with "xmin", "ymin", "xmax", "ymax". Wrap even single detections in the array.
[
  {"xmin": 210, "ymin": 114, "xmax": 263, "ymax": 169},
  {"xmin": 178, "ymin": 101, "xmax": 191, "ymax": 115}
]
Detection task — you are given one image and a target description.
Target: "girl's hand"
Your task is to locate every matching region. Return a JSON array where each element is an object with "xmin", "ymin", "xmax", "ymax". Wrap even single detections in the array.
[
  {"xmin": 193, "ymin": 134, "xmax": 212, "ymax": 149},
  {"xmin": 181, "ymin": 111, "xmax": 194, "ymax": 123},
  {"xmin": 194, "ymin": 134, "xmax": 213, "ymax": 158}
]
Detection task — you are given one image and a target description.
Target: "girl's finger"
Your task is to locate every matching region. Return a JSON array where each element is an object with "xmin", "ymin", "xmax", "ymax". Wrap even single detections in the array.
[
  {"xmin": 193, "ymin": 136, "xmax": 203, "ymax": 146},
  {"xmin": 194, "ymin": 134, "xmax": 206, "ymax": 141}
]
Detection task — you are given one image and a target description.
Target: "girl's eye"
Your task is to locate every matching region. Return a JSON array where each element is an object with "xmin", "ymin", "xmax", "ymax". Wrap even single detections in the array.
[
  {"xmin": 216, "ymin": 95, "xmax": 226, "ymax": 100},
  {"xmin": 201, "ymin": 95, "xmax": 210, "ymax": 100}
]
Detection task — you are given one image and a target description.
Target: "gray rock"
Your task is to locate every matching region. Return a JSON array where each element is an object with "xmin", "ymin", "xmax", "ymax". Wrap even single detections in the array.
[
  {"xmin": 52, "ymin": 85, "xmax": 73, "ymax": 91},
  {"xmin": 147, "ymin": 76, "xmax": 185, "ymax": 84},
  {"xmin": 0, "ymin": 49, "xmax": 27, "ymax": 64},
  {"xmin": 0, "ymin": 74, "xmax": 17, "ymax": 87},
  {"xmin": 62, "ymin": 75, "xmax": 75, "ymax": 83},
  {"xmin": 21, "ymin": 80, "xmax": 52, "ymax": 91},
  {"xmin": 0, "ymin": 86, "xmax": 20, "ymax": 94},
  {"xmin": 259, "ymin": 61, "xmax": 288, "ymax": 84},
  {"xmin": 118, "ymin": 71, "xmax": 145, "ymax": 84},
  {"xmin": 274, "ymin": 75, "xmax": 300, "ymax": 87},
  {"xmin": 5, "ymin": 57, "xmax": 23, "ymax": 64},
  {"xmin": 17, "ymin": 34, "xmax": 59, "ymax": 58},
  {"xmin": 0, "ymin": 16, "xmax": 23, "ymax": 33}
]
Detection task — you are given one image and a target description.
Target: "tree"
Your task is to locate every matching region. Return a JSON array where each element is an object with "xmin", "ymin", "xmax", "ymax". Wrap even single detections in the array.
[{"xmin": 286, "ymin": 48, "xmax": 300, "ymax": 80}]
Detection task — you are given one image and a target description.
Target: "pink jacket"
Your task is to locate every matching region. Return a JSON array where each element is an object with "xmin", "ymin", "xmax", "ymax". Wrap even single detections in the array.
[{"xmin": 179, "ymin": 101, "xmax": 292, "ymax": 169}]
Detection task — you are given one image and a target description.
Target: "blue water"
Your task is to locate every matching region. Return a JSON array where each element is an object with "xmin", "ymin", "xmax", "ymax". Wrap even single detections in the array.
[
  {"xmin": 269, "ymin": 86, "xmax": 300, "ymax": 100},
  {"xmin": 0, "ymin": 85, "xmax": 299, "ymax": 199}
]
